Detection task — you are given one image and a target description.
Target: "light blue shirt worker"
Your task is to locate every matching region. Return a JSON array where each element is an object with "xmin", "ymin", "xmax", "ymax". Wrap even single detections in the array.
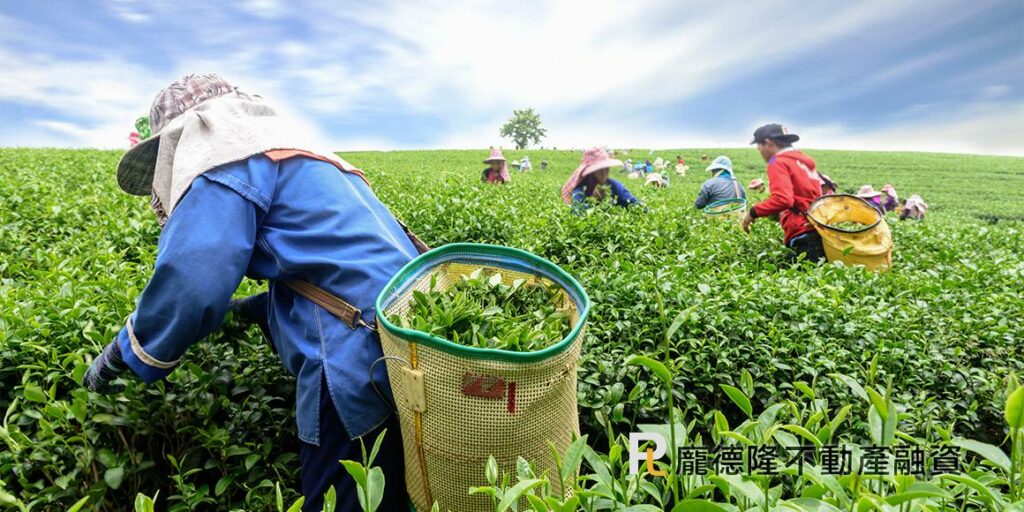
[{"xmin": 695, "ymin": 155, "xmax": 746, "ymax": 209}]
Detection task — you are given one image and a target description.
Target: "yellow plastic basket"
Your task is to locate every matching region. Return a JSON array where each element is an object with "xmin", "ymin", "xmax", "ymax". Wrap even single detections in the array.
[{"xmin": 807, "ymin": 194, "xmax": 893, "ymax": 271}]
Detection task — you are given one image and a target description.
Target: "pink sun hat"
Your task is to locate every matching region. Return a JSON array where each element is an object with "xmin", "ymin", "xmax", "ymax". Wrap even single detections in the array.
[
  {"xmin": 560, "ymin": 147, "xmax": 624, "ymax": 203},
  {"xmin": 483, "ymin": 147, "xmax": 506, "ymax": 163},
  {"xmin": 581, "ymin": 147, "xmax": 623, "ymax": 177}
]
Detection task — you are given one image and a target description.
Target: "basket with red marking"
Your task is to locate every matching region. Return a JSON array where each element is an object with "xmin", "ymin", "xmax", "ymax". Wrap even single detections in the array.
[{"xmin": 375, "ymin": 243, "xmax": 590, "ymax": 512}]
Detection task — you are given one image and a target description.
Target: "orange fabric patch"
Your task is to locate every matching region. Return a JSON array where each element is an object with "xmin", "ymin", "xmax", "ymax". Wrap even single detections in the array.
[{"xmin": 264, "ymin": 149, "xmax": 371, "ymax": 187}]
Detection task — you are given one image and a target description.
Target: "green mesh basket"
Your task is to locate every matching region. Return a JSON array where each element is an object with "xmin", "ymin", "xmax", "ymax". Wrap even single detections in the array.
[
  {"xmin": 375, "ymin": 243, "xmax": 590, "ymax": 511},
  {"xmin": 703, "ymin": 197, "xmax": 747, "ymax": 218}
]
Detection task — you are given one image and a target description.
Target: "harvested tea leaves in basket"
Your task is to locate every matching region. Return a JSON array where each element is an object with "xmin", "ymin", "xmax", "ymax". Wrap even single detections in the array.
[
  {"xmin": 392, "ymin": 267, "xmax": 571, "ymax": 352},
  {"xmin": 830, "ymin": 220, "xmax": 871, "ymax": 231}
]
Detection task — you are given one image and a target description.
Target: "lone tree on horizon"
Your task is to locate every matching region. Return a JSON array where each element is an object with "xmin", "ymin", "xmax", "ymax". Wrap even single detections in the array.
[{"xmin": 500, "ymin": 108, "xmax": 547, "ymax": 150}]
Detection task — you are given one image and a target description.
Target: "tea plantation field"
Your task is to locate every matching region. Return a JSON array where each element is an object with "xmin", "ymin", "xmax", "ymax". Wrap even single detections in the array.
[{"xmin": 1, "ymin": 148, "xmax": 1023, "ymax": 510}]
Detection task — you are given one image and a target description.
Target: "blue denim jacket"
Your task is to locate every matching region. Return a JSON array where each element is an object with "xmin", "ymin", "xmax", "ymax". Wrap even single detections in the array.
[{"xmin": 116, "ymin": 155, "xmax": 418, "ymax": 444}]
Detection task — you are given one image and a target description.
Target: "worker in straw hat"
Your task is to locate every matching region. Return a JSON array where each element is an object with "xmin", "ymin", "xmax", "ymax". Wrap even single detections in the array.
[
  {"xmin": 646, "ymin": 171, "xmax": 669, "ymax": 188},
  {"xmin": 694, "ymin": 155, "xmax": 745, "ymax": 209},
  {"xmin": 741, "ymin": 124, "xmax": 826, "ymax": 262},
  {"xmin": 482, "ymin": 147, "xmax": 511, "ymax": 183},
  {"xmin": 81, "ymin": 73, "xmax": 412, "ymax": 511},
  {"xmin": 900, "ymin": 194, "xmax": 928, "ymax": 220},
  {"xmin": 748, "ymin": 178, "xmax": 766, "ymax": 193},
  {"xmin": 561, "ymin": 147, "xmax": 642, "ymax": 213},
  {"xmin": 857, "ymin": 184, "xmax": 898, "ymax": 213},
  {"xmin": 520, "ymin": 155, "xmax": 532, "ymax": 172}
]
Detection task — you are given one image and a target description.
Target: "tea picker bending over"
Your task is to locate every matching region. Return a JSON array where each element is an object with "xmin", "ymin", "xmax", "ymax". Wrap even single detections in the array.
[
  {"xmin": 900, "ymin": 194, "xmax": 928, "ymax": 220},
  {"xmin": 81, "ymin": 74, "xmax": 413, "ymax": 512},
  {"xmin": 561, "ymin": 147, "xmax": 643, "ymax": 214},
  {"xmin": 741, "ymin": 124, "xmax": 826, "ymax": 262},
  {"xmin": 857, "ymin": 184, "xmax": 898, "ymax": 213},
  {"xmin": 694, "ymin": 155, "xmax": 745, "ymax": 209},
  {"xmin": 675, "ymin": 155, "xmax": 688, "ymax": 176},
  {"xmin": 520, "ymin": 155, "xmax": 532, "ymax": 172},
  {"xmin": 482, "ymin": 147, "xmax": 511, "ymax": 183}
]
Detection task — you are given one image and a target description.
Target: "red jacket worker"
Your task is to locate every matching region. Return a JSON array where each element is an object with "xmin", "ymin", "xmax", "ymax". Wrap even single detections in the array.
[{"xmin": 741, "ymin": 124, "xmax": 826, "ymax": 262}]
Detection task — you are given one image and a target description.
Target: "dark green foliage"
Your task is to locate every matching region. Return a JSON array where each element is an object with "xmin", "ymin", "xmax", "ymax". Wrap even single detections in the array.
[
  {"xmin": 499, "ymin": 108, "xmax": 547, "ymax": 150},
  {"xmin": 1, "ymin": 147, "xmax": 1022, "ymax": 510}
]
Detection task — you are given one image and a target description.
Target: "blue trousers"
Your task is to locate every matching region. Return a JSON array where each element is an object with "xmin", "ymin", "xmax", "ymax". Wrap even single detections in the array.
[
  {"xmin": 229, "ymin": 295, "xmax": 408, "ymax": 510},
  {"xmin": 300, "ymin": 374, "xmax": 408, "ymax": 512}
]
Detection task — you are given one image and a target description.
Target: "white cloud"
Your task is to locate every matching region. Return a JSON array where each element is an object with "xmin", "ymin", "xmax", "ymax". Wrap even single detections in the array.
[
  {"xmin": 980, "ymin": 84, "xmax": 1012, "ymax": 100},
  {"xmin": 107, "ymin": 0, "xmax": 152, "ymax": 23},
  {"xmin": 803, "ymin": 101, "xmax": 1024, "ymax": 156},
  {"xmin": 427, "ymin": 95, "xmax": 1024, "ymax": 158},
  {"xmin": 0, "ymin": 48, "xmax": 168, "ymax": 147},
  {"xmin": 306, "ymin": 0, "xmax": 981, "ymax": 116},
  {"xmin": 1, "ymin": 0, "xmax": 1019, "ymax": 156},
  {"xmin": 241, "ymin": 0, "xmax": 284, "ymax": 19}
]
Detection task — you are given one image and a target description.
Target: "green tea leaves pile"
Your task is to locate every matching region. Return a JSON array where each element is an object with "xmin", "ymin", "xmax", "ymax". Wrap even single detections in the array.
[
  {"xmin": 392, "ymin": 268, "xmax": 570, "ymax": 351},
  {"xmin": 830, "ymin": 220, "xmax": 871, "ymax": 231}
]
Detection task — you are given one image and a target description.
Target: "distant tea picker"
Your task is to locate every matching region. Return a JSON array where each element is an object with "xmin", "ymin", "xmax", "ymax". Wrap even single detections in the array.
[
  {"xmin": 561, "ymin": 147, "xmax": 643, "ymax": 214},
  {"xmin": 482, "ymin": 147, "xmax": 511, "ymax": 184},
  {"xmin": 83, "ymin": 73, "xmax": 414, "ymax": 511},
  {"xmin": 694, "ymin": 155, "xmax": 745, "ymax": 209},
  {"xmin": 900, "ymin": 194, "xmax": 928, "ymax": 220}
]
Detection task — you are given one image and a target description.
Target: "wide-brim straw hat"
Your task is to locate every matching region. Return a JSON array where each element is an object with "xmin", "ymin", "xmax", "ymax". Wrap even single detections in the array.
[
  {"xmin": 117, "ymin": 73, "xmax": 240, "ymax": 195},
  {"xmin": 483, "ymin": 147, "xmax": 506, "ymax": 163},
  {"xmin": 857, "ymin": 185, "xmax": 882, "ymax": 198},
  {"xmin": 581, "ymin": 152, "xmax": 624, "ymax": 177}
]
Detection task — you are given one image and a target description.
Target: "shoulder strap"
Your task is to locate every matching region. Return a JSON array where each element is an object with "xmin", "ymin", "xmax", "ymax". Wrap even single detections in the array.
[
  {"xmin": 272, "ymin": 156, "xmax": 431, "ymax": 330},
  {"xmin": 283, "ymin": 280, "xmax": 372, "ymax": 330},
  {"xmin": 399, "ymin": 219, "xmax": 430, "ymax": 254},
  {"xmin": 287, "ymin": 220, "xmax": 429, "ymax": 331},
  {"xmin": 731, "ymin": 178, "xmax": 741, "ymax": 199}
]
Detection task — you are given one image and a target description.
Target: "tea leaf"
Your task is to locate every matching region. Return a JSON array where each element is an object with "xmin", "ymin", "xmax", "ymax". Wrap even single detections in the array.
[
  {"xmin": 950, "ymin": 438, "xmax": 1010, "ymax": 473},
  {"xmin": 627, "ymin": 355, "xmax": 672, "ymax": 385},
  {"xmin": 719, "ymin": 384, "xmax": 752, "ymax": 419},
  {"xmin": 1005, "ymin": 386, "xmax": 1024, "ymax": 429}
]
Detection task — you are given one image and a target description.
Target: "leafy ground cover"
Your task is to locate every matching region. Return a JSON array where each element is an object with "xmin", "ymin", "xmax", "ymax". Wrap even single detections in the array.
[{"xmin": 1, "ymin": 147, "xmax": 1022, "ymax": 510}]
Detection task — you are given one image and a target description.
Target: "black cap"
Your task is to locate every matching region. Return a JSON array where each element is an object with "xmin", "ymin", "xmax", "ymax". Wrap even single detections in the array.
[{"xmin": 751, "ymin": 123, "xmax": 800, "ymax": 145}]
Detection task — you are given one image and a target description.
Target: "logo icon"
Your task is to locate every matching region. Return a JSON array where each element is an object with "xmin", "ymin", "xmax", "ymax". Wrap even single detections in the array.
[{"xmin": 628, "ymin": 432, "xmax": 667, "ymax": 476}]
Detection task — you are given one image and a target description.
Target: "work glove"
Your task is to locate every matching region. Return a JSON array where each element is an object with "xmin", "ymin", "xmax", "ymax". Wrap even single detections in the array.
[
  {"xmin": 84, "ymin": 341, "xmax": 129, "ymax": 394},
  {"xmin": 229, "ymin": 292, "xmax": 276, "ymax": 353}
]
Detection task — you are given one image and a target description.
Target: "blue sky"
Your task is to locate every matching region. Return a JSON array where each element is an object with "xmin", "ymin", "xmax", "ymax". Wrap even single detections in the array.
[{"xmin": 1, "ymin": 0, "xmax": 1022, "ymax": 155}]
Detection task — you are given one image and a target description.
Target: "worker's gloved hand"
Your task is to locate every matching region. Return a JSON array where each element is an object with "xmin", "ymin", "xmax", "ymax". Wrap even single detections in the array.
[
  {"xmin": 229, "ymin": 293, "xmax": 275, "ymax": 352},
  {"xmin": 84, "ymin": 341, "xmax": 129, "ymax": 393}
]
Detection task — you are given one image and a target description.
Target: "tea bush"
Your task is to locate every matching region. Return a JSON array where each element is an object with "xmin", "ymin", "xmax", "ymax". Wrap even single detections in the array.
[{"xmin": 1, "ymin": 148, "xmax": 1022, "ymax": 510}]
